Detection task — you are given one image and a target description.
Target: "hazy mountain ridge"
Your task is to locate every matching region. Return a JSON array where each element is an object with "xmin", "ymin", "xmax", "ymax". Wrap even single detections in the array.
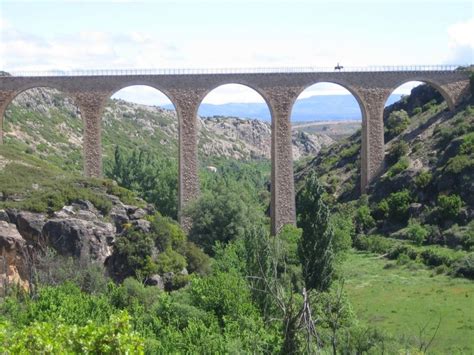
[{"xmin": 188, "ymin": 94, "xmax": 403, "ymax": 121}]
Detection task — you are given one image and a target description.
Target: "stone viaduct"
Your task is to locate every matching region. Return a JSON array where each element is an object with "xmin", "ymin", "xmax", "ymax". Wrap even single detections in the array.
[{"xmin": 0, "ymin": 68, "xmax": 470, "ymax": 234}]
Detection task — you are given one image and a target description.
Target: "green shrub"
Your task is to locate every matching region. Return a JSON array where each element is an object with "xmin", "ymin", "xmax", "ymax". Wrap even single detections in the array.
[
  {"xmin": 184, "ymin": 242, "xmax": 211, "ymax": 275},
  {"xmin": 354, "ymin": 235, "xmax": 397, "ymax": 254},
  {"xmin": 354, "ymin": 205, "xmax": 375, "ymax": 233},
  {"xmin": 414, "ymin": 171, "xmax": 432, "ymax": 189},
  {"xmin": 1, "ymin": 311, "xmax": 144, "ymax": 354},
  {"xmin": 387, "ymin": 140, "xmax": 409, "ymax": 164},
  {"xmin": 452, "ymin": 253, "xmax": 474, "ymax": 279},
  {"xmin": 386, "ymin": 110, "xmax": 410, "ymax": 137},
  {"xmin": 387, "ymin": 244, "xmax": 418, "ymax": 260},
  {"xmin": 459, "ymin": 132, "xmax": 474, "ymax": 155},
  {"xmin": 445, "ymin": 154, "xmax": 474, "ymax": 174},
  {"xmin": 382, "ymin": 190, "xmax": 412, "ymax": 223},
  {"xmin": 437, "ymin": 194, "xmax": 463, "ymax": 219},
  {"xmin": 155, "ymin": 248, "xmax": 187, "ymax": 274},
  {"xmin": 406, "ymin": 219, "xmax": 429, "ymax": 246},
  {"xmin": 412, "ymin": 107, "xmax": 422, "ymax": 115},
  {"xmin": 386, "ymin": 157, "xmax": 409, "ymax": 178},
  {"xmin": 422, "ymin": 99, "xmax": 437, "ymax": 111},
  {"xmin": 420, "ymin": 248, "xmax": 459, "ymax": 267}
]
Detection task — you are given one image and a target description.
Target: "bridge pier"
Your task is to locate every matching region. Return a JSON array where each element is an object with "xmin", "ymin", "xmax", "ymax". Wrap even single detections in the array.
[
  {"xmin": 169, "ymin": 89, "xmax": 204, "ymax": 230},
  {"xmin": 359, "ymin": 88, "xmax": 392, "ymax": 193},
  {"xmin": 72, "ymin": 92, "xmax": 109, "ymax": 178},
  {"xmin": 267, "ymin": 87, "xmax": 299, "ymax": 235},
  {"xmin": 0, "ymin": 91, "xmax": 17, "ymax": 145}
]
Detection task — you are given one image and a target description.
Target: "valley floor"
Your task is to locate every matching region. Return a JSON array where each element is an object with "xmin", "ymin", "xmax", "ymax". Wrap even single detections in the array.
[{"xmin": 342, "ymin": 250, "xmax": 474, "ymax": 354}]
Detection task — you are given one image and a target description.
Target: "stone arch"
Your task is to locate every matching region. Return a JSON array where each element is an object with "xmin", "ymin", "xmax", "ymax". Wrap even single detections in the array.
[
  {"xmin": 383, "ymin": 78, "xmax": 454, "ymax": 110},
  {"xmin": 1, "ymin": 85, "xmax": 84, "ymax": 169}
]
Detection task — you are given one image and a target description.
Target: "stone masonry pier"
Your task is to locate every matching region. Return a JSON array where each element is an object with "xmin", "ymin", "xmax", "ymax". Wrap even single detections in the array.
[{"xmin": 0, "ymin": 67, "xmax": 470, "ymax": 234}]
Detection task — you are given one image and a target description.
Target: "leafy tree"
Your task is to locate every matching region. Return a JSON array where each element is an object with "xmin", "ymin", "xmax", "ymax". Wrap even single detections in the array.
[
  {"xmin": 296, "ymin": 172, "xmax": 334, "ymax": 292},
  {"xmin": 386, "ymin": 110, "xmax": 410, "ymax": 138},
  {"xmin": 406, "ymin": 219, "xmax": 429, "ymax": 246},
  {"xmin": 437, "ymin": 194, "xmax": 463, "ymax": 219},
  {"xmin": 107, "ymin": 146, "xmax": 178, "ymax": 219},
  {"xmin": 354, "ymin": 205, "xmax": 375, "ymax": 234},
  {"xmin": 186, "ymin": 182, "xmax": 265, "ymax": 255}
]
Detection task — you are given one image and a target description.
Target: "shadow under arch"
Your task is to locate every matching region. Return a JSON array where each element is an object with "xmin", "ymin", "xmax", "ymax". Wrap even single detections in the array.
[
  {"xmin": 382, "ymin": 78, "xmax": 453, "ymax": 110},
  {"xmin": 2, "ymin": 85, "xmax": 84, "ymax": 171}
]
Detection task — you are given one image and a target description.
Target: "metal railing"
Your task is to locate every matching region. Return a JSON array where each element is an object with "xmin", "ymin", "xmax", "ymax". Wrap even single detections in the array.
[{"xmin": 4, "ymin": 64, "xmax": 468, "ymax": 77}]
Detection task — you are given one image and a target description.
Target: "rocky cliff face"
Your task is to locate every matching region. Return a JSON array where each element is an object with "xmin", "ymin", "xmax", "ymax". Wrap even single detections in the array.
[
  {"xmin": 0, "ymin": 195, "xmax": 154, "ymax": 294},
  {"xmin": 4, "ymin": 88, "xmax": 334, "ymax": 163}
]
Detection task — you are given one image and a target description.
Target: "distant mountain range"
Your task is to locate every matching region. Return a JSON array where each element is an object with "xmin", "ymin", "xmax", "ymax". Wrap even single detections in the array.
[{"xmin": 163, "ymin": 94, "xmax": 402, "ymax": 122}]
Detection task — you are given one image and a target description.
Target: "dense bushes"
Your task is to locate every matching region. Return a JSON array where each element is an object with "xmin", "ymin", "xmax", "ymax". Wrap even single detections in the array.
[
  {"xmin": 186, "ymin": 182, "xmax": 265, "ymax": 255},
  {"xmin": 111, "ymin": 213, "xmax": 209, "ymax": 283},
  {"xmin": 386, "ymin": 110, "xmax": 410, "ymax": 138},
  {"xmin": 106, "ymin": 146, "xmax": 178, "ymax": 219},
  {"xmin": 437, "ymin": 194, "xmax": 463, "ymax": 219},
  {"xmin": 377, "ymin": 190, "xmax": 412, "ymax": 223}
]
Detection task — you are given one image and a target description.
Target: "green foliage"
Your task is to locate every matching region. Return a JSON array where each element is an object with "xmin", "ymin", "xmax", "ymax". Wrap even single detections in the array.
[
  {"xmin": 422, "ymin": 99, "xmax": 437, "ymax": 111},
  {"xmin": 155, "ymin": 248, "xmax": 187, "ymax": 274},
  {"xmin": 459, "ymin": 132, "xmax": 474, "ymax": 155},
  {"xmin": 107, "ymin": 146, "xmax": 178, "ymax": 219},
  {"xmin": 412, "ymin": 107, "xmax": 422, "ymax": 115},
  {"xmin": 330, "ymin": 211, "xmax": 355, "ymax": 256},
  {"xmin": 114, "ymin": 229, "xmax": 157, "ymax": 280},
  {"xmin": 437, "ymin": 194, "xmax": 463, "ymax": 219},
  {"xmin": 354, "ymin": 234, "xmax": 398, "ymax": 254},
  {"xmin": 297, "ymin": 172, "xmax": 334, "ymax": 291},
  {"xmin": 415, "ymin": 170, "xmax": 432, "ymax": 189},
  {"xmin": 406, "ymin": 219, "xmax": 429, "ymax": 246},
  {"xmin": 354, "ymin": 205, "xmax": 375, "ymax": 234},
  {"xmin": 186, "ymin": 182, "xmax": 265, "ymax": 255},
  {"xmin": 386, "ymin": 156, "xmax": 409, "ymax": 178},
  {"xmin": 445, "ymin": 154, "xmax": 474, "ymax": 174},
  {"xmin": 387, "ymin": 140, "xmax": 409, "ymax": 164},
  {"xmin": 0, "ymin": 311, "xmax": 144, "ymax": 354},
  {"xmin": 381, "ymin": 189, "xmax": 412, "ymax": 223},
  {"xmin": 452, "ymin": 253, "xmax": 474, "ymax": 279},
  {"xmin": 386, "ymin": 110, "xmax": 410, "ymax": 137}
]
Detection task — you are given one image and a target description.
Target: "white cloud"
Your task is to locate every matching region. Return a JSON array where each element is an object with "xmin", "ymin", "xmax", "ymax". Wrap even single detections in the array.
[{"xmin": 446, "ymin": 18, "xmax": 474, "ymax": 64}]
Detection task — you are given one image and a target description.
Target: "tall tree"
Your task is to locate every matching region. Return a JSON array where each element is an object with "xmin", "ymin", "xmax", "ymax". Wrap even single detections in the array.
[{"xmin": 296, "ymin": 171, "xmax": 334, "ymax": 292}]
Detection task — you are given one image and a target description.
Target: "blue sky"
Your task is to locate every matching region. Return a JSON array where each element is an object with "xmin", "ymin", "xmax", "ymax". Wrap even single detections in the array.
[{"xmin": 1, "ymin": 0, "xmax": 473, "ymax": 104}]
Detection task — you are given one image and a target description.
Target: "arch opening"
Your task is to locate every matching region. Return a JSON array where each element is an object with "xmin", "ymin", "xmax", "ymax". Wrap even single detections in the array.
[
  {"xmin": 196, "ymin": 83, "xmax": 272, "ymax": 213},
  {"xmin": 292, "ymin": 82, "xmax": 363, "ymax": 199},
  {"xmin": 103, "ymin": 85, "xmax": 179, "ymax": 220},
  {"xmin": 2, "ymin": 86, "xmax": 84, "ymax": 172}
]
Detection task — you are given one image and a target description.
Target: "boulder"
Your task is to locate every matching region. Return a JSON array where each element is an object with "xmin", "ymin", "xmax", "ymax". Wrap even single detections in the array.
[
  {"xmin": 0, "ymin": 221, "xmax": 29, "ymax": 292},
  {"xmin": 146, "ymin": 274, "xmax": 165, "ymax": 290},
  {"xmin": 16, "ymin": 211, "xmax": 46, "ymax": 244},
  {"xmin": 130, "ymin": 219, "xmax": 151, "ymax": 233},
  {"xmin": 125, "ymin": 206, "xmax": 147, "ymax": 220},
  {"xmin": 0, "ymin": 209, "xmax": 9, "ymax": 223},
  {"xmin": 42, "ymin": 218, "xmax": 115, "ymax": 264},
  {"xmin": 110, "ymin": 205, "xmax": 129, "ymax": 233}
]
